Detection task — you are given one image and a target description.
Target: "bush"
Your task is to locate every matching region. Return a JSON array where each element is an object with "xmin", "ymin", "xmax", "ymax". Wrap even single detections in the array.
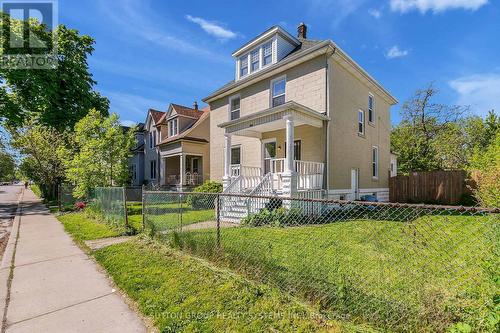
[
  {"xmin": 74, "ymin": 201, "xmax": 86, "ymax": 210},
  {"xmin": 30, "ymin": 184, "xmax": 42, "ymax": 198},
  {"xmin": 186, "ymin": 181, "xmax": 222, "ymax": 209},
  {"xmin": 470, "ymin": 132, "xmax": 500, "ymax": 207}
]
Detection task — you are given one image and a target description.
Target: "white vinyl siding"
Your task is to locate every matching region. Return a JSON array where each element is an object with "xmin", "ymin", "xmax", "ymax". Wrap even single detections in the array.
[
  {"xmin": 358, "ymin": 110, "xmax": 365, "ymax": 135},
  {"xmin": 372, "ymin": 146, "xmax": 379, "ymax": 178},
  {"xmin": 276, "ymin": 35, "xmax": 295, "ymax": 62}
]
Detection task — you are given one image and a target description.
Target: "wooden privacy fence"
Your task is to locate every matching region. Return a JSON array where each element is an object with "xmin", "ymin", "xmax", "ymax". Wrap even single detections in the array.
[{"xmin": 389, "ymin": 170, "xmax": 469, "ymax": 205}]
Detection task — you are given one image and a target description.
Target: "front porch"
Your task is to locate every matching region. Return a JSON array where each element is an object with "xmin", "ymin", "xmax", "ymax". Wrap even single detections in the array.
[
  {"xmin": 162, "ymin": 154, "xmax": 204, "ymax": 190},
  {"xmin": 219, "ymin": 101, "xmax": 329, "ymax": 198}
]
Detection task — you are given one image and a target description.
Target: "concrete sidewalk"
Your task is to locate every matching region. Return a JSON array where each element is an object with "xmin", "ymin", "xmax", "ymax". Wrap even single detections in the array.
[{"xmin": 0, "ymin": 189, "xmax": 147, "ymax": 333}]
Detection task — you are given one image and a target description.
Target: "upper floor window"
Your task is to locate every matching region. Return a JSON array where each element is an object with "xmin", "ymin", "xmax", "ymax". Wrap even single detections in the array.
[
  {"xmin": 149, "ymin": 132, "xmax": 153, "ymax": 148},
  {"xmin": 368, "ymin": 94, "xmax": 375, "ymax": 123},
  {"xmin": 240, "ymin": 56, "xmax": 248, "ymax": 77},
  {"xmin": 251, "ymin": 49, "xmax": 260, "ymax": 72},
  {"xmin": 372, "ymin": 146, "xmax": 379, "ymax": 178},
  {"xmin": 150, "ymin": 160, "xmax": 157, "ymax": 179},
  {"xmin": 271, "ymin": 77, "xmax": 286, "ymax": 107},
  {"xmin": 358, "ymin": 110, "xmax": 365, "ymax": 135},
  {"xmin": 230, "ymin": 96, "xmax": 240, "ymax": 120},
  {"xmin": 263, "ymin": 42, "xmax": 272, "ymax": 66},
  {"xmin": 168, "ymin": 118, "xmax": 178, "ymax": 137}
]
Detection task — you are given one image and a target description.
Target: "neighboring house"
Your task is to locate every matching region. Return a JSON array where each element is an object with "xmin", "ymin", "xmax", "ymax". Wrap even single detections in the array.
[
  {"xmin": 157, "ymin": 103, "xmax": 210, "ymax": 191},
  {"xmin": 203, "ymin": 23, "xmax": 397, "ymax": 220},
  {"xmin": 144, "ymin": 109, "xmax": 164, "ymax": 186},
  {"xmin": 129, "ymin": 122, "xmax": 145, "ymax": 186},
  {"xmin": 143, "ymin": 103, "xmax": 210, "ymax": 190}
]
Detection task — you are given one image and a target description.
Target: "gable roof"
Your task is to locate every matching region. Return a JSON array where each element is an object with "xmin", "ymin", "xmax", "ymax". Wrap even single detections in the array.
[
  {"xmin": 158, "ymin": 107, "xmax": 210, "ymax": 145},
  {"xmin": 148, "ymin": 109, "xmax": 165, "ymax": 125},
  {"xmin": 156, "ymin": 103, "xmax": 205, "ymax": 125}
]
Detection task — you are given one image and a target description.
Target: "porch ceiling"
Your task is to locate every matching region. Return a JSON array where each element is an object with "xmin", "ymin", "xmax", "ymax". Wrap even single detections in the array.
[{"xmin": 218, "ymin": 101, "xmax": 329, "ymax": 137}]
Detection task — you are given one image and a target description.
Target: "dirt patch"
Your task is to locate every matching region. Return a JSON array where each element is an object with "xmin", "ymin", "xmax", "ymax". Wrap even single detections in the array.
[
  {"xmin": 181, "ymin": 220, "xmax": 238, "ymax": 231},
  {"xmin": 0, "ymin": 217, "xmax": 13, "ymax": 260},
  {"xmin": 85, "ymin": 236, "xmax": 136, "ymax": 251}
]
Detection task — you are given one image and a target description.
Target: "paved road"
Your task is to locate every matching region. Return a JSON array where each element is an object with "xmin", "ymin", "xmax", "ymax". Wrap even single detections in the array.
[
  {"xmin": 0, "ymin": 184, "xmax": 22, "ymax": 222},
  {"xmin": 1, "ymin": 189, "xmax": 147, "ymax": 333}
]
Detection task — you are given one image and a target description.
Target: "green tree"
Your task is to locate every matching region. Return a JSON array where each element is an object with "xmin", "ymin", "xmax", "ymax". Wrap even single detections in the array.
[
  {"xmin": 60, "ymin": 109, "xmax": 135, "ymax": 199},
  {"xmin": 11, "ymin": 121, "xmax": 66, "ymax": 199},
  {"xmin": 469, "ymin": 131, "xmax": 500, "ymax": 207},
  {"xmin": 0, "ymin": 13, "xmax": 109, "ymax": 131},
  {"xmin": 0, "ymin": 150, "xmax": 15, "ymax": 181}
]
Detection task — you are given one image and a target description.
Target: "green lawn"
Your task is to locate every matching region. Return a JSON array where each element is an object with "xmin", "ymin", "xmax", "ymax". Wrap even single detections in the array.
[
  {"xmin": 57, "ymin": 211, "xmax": 122, "ymax": 246},
  {"xmin": 164, "ymin": 214, "xmax": 500, "ymax": 332},
  {"xmin": 94, "ymin": 239, "xmax": 373, "ymax": 333},
  {"xmin": 143, "ymin": 202, "xmax": 215, "ymax": 232}
]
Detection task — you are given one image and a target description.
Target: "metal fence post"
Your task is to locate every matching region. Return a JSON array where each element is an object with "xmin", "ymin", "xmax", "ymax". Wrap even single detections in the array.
[
  {"xmin": 179, "ymin": 193, "xmax": 183, "ymax": 231},
  {"xmin": 141, "ymin": 185, "xmax": 145, "ymax": 231},
  {"xmin": 122, "ymin": 187, "xmax": 129, "ymax": 230},
  {"xmin": 216, "ymin": 193, "xmax": 221, "ymax": 249}
]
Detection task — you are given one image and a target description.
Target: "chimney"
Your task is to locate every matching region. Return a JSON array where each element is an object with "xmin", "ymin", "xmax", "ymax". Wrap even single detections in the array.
[
  {"xmin": 193, "ymin": 101, "xmax": 198, "ymax": 110},
  {"xmin": 297, "ymin": 22, "xmax": 307, "ymax": 39}
]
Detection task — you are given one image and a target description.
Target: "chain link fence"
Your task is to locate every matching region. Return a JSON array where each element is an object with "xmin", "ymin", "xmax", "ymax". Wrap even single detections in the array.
[
  {"xmin": 89, "ymin": 187, "xmax": 128, "ymax": 229},
  {"xmin": 143, "ymin": 190, "xmax": 499, "ymax": 332}
]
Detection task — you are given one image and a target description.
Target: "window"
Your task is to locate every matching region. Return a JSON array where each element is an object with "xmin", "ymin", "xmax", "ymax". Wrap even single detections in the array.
[
  {"xmin": 358, "ymin": 110, "xmax": 365, "ymax": 135},
  {"xmin": 372, "ymin": 146, "xmax": 379, "ymax": 178},
  {"xmin": 240, "ymin": 56, "xmax": 248, "ymax": 77},
  {"xmin": 168, "ymin": 118, "xmax": 178, "ymax": 137},
  {"xmin": 263, "ymin": 42, "xmax": 272, "ymax": 66},
  {"xmin": 368, "ymin": 94, "xmax": 375, "ymax": 123},
  {"xmin": 150, "ymin": 160, "xmax": 157, "ymax": 179},
  {"xmin": 229, "ymin": 97, "xmax": 240, "ymax": 120},
  {"xmin": 271, "ymin": 77, "xmax": 286, "ymax": 107},
  {"xmin": 231, "ymin": 146, "xmax": 241, "ymax": 165},
  {"xmin": 284, "ymin": 140, "xmax": 302, "ymax": 160},
  {"xmin": 251, "ymin": 49, "xmax": 260, "ymax": 72}
]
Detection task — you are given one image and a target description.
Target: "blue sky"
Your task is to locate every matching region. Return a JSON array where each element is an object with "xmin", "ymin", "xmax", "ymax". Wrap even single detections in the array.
[{"xmin": 57, "ymin": 0, "xmax": 499, "ymax": 125}]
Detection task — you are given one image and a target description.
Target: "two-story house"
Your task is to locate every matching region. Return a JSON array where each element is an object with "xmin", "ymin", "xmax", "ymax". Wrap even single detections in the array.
[
  {"xmin": 143, "ymin": 103, "xmax": 210, "ymax": 190},
  {"xmin": 203, "ymin": 23, "xmax": 397, "ymax": 216},
  {"xmin": 129, "ymin": 122, "xmax": 145, "ymax": 186}
]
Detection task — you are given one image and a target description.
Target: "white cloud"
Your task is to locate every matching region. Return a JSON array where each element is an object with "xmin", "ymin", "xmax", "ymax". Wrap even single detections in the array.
[
  {"xmin": 308, "ymin": 0, "xmax": 367, "ymax": 28},
  {"xmin": 390, "ymin": 0, "xmax": 488, "ymax": 13},
  {"xmin": 368, "ymin": 8, "xmax": 382, "ymax": 18},
  {"xmin": 386, "ymin": 45, "xmax": 409, "ymax": 58},
  {"xmin": 449, "ymin": 73, "xmax": 500, "ymax": 116},
  {"xmin": 186, "ymin": 15, "xmax": 236, "ymax": 40}
]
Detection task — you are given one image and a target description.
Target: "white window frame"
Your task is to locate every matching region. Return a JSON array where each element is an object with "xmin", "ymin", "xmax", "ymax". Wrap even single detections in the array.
[
  {"xmin": 270, "ymin": 75, "xmax": 286, "ymax": 108},
  {"xmin": 372, "ymin": 146, "xmax": 379, "ymax": 179},
  {"xmin": 262, "ymin": 41, "xmax": 272, "ymax": 67},
  {"xmin": 358, "ymin": 109, "xmax": 365, "ymax": 135},
  {"xmin": 368, "ymin": 93, "xmax": 375, "ymax": 124},
  {"xmin": 239, "ymin": 55, "xmax": 248, "ymax": 78},
  {"xmin": 228, "ymin": 94, "xmax": 241, "ymax": 121},
  {"xmin": 250, "ymin": 48, "xmax": 260, "ymax": 72},
  {"xmin": 168, "ymin": 118, "xmax": 178, "ymax": 137},
  {"xmin": 230, "ymin": 145, "xmax": 241, "ymax": 166}
]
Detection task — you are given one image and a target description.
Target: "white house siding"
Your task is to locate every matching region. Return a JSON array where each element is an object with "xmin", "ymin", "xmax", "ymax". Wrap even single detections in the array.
[{"xmin": 276, "ymin": 34, "xmax": 295, "ymax": 62}]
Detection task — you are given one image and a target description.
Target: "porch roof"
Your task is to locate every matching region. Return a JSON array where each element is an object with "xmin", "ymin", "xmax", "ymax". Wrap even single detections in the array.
[{"xmin": 218, "ymin": 101, "xmax": 329, "ymax": 136}]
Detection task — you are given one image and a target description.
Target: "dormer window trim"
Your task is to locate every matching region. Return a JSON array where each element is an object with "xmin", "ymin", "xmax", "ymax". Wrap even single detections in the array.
[
  {"xmin": 237, "ymin": 37, "xmax": 276, "ymax": 81},
  {"xmin": 168, "ymin": 118, "xmax": 178, "ymax": 137}
]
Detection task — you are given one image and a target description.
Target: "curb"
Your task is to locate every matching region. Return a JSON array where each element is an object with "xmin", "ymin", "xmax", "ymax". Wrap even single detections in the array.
[{"xmin": 0, "ymin": 189, "xmax": 24, "ymax": 330}]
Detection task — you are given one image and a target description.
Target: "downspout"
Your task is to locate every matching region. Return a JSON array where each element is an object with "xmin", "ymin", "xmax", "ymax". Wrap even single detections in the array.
[{"xmin": 324, "ymin": 45, "xmax": 336, "ymax": 198}]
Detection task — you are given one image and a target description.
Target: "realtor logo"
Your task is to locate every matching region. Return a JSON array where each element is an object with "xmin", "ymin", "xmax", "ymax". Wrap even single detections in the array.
[{"xmin": 0, "ymin": 0, "xmax": 58, "ymax": 69}]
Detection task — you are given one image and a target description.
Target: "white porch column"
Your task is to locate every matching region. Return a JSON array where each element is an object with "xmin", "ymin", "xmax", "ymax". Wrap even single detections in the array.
[
  {"xmin": 222, "ymin": 134, "xmax": 232, "ymax": 190},
  {"xmin": 159, "ymin": 156, "xmax": 166, "ymax": 186},
  {"xmin": 179, "ymin": 154, "xmax": 185, "ymax": 188},
  {"xmin": 281, "ymin": 115, "xmax": 297, "ymax": 200}
]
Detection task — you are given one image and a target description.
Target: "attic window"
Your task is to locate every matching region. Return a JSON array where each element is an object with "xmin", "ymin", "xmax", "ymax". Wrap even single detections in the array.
[
  {"xmin": 168, "ymin": 118, "xmax": 178, "ymax": 137},
  {"xmin": 251, "ymin": 49, "xmax": 260, "ymax": 72},
  {"xmin": 263, "ymin": 42, "xmax": 272, "ymax": 66},
  {"xmin": 240, "ymin": 56, "xmax": 248, "ymax": 77}
]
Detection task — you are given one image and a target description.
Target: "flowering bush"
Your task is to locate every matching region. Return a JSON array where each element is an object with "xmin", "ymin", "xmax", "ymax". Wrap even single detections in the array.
[{"xmin": 74, "ymin": 201, "xmax": 86, "ymax": 210}]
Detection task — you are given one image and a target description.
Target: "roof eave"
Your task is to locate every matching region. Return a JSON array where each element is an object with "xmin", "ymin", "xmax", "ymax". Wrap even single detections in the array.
[{"xmin": 231, "ymin": 26, "xmax": 299, "ymax": 58}]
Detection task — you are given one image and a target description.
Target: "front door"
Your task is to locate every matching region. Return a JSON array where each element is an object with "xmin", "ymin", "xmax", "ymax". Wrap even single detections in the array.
[
  {"xmin": 351, "ymin": 168, "xmax": 359, "ymax": 200},
  {"xmin": 263, "ymin": 141, "xmax": 276, "ymax": 174}
]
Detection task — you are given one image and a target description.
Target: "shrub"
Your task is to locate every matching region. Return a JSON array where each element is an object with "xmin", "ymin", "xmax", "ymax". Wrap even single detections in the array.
[
  {"xmin": 187, "ymin": 181, "xmax": 222, "ymax": 209},
  {"xmin": 470, "ymin": 132, "xmax": 500, "ymax": 207},
  {"xmin": 74, "ymin": 201, "xmax": 86, "ymax": 210}
]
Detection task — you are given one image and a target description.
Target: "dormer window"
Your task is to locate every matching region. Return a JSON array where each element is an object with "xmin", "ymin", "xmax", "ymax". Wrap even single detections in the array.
[
  {"xmin": 251, "ymin": 49, "xmax": 260, "ymax": 72},
  {"xmin": 168, "ymin": 118, "xmax": 178, "ymax": 137},
  {"xmin": 263, "ymin": 42, "xmax": 272, "ymax": 66},
  {"xmin": 240, "ymin": 56, "xmax": 248, "ymax": 77}
]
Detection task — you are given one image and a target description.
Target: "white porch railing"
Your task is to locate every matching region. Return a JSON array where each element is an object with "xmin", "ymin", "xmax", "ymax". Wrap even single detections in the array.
[
  {"xmin": 270, "ymin": 159, "xmax": 324, "ymax": 190},
  {"xmin": 166, "ymin": 173, "xmax": 203, "ymax": 186},
  {"xmin": 230, "ymin": 164, "xmax": 261, "ymax": 178}
]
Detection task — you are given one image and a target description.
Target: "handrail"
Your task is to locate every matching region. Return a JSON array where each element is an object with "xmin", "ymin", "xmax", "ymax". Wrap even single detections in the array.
[
  {"xmin": 247, "ymin": 173, "xmax": 273, "ymax": 215},
  {"xmin": 270, "ymin": 159, "xmax": 324, "ymax": 175}
]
